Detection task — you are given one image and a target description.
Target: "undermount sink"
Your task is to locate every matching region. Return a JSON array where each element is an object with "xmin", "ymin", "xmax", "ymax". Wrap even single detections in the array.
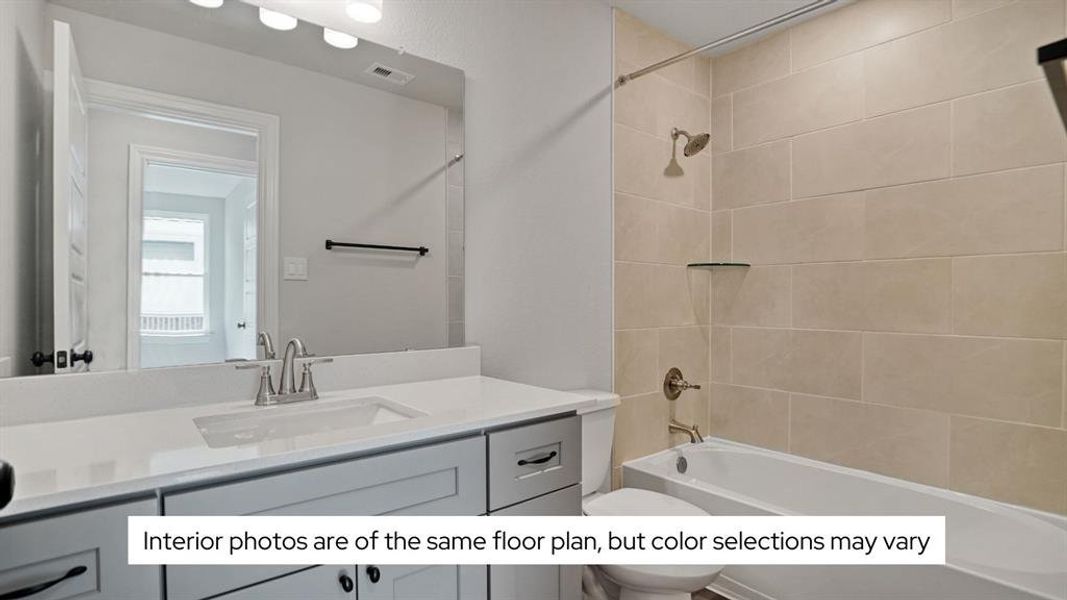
[{"xmin": 194, "ymin": 396, "xmax": 427, "ymax": 448}]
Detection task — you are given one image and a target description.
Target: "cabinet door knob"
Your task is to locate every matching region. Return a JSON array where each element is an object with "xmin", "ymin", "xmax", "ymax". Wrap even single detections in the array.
[
  {"xmin": 338, "ymin": 573, "xmax": 354, "ymax": 593},
  {"xmin": 366, "ymin": 565, "xmax": 381, "ymax": 584}
]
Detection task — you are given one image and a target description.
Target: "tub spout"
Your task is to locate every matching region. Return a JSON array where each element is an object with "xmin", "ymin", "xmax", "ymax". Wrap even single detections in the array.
[{"xmin": 669, "ymin": 419, "xmax": 704, "ymax": 444}]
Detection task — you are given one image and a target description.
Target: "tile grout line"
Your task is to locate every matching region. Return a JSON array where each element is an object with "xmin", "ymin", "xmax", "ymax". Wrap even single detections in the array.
[
  {"xmin": 722, "ymin": 323, "xmax": 1067, "ymax": 344},
  {"xmin": 724, "ymin": 160, "xmax": 1067, "ymax": 210},
  {"xmin": 786, "ymin": 392, "xmax": 793, "ymax": 453},
  {"xmin": 859, "ymin": 329, "xmax": 866, "ymax": 404},
  {"xmin": 948, "ymin": 97, "xmax": 955, "ymax": 178},
  {"xmin": 725, "ymin": 77, "xmax": 1047, "ymax": 157},
  {"xmin": 949, "ymin": 256, "xmax": 956, "ymax": 335},
  {"xmin": 663, "ymin": 248, "xmax": 1067, "ymax": 269},
  {"xmin": 615, "ymin": 189, "xmax": 714, "ymax": 216},
  {"xmin": 721, "ymin": 380, "xmax": 1067, "ymax": 432}
]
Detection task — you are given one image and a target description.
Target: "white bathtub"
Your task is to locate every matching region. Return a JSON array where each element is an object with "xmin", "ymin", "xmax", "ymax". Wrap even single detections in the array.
[{"xmin": 622, "ymin": 438, "xmax": 1067, "ymax": 600}]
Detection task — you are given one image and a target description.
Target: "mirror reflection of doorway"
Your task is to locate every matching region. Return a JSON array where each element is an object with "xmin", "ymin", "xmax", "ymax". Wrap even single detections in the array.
[{"xmin": 133, "ymin": 160, "xmax": 257, "ymax": 369}]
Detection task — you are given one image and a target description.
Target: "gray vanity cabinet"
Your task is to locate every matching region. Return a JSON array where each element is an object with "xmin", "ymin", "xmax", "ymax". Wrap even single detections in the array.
[
  {"xmin": 357, "ymin": 564, "xmax": 487, "ymax": 600},
  {"xmin": 488, "ymin": 417, "xmax": 583, "ymax": 600},
  {"xmin": 163, "ymin": 436, "xmax": 486, "ymax": 600},
  {"xmin": 0, "ymin": 414, "xmax": 583, "ymax": 600},
  {"xmin": 212, "ymin": 566, "xmax": 356, "ymax": 599},
  {"xmin": 489, "ymin": 486, "xmax": 583, "ymax": 600},
  {"xmin": 0, "ymin": 498, "xmax": 161, "ymax": 599}
]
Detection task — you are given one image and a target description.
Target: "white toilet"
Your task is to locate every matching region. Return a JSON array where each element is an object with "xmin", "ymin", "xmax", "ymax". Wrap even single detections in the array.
[{"xmin": 572, "ymin": 391, "xmax": 723, "ymax": 600}]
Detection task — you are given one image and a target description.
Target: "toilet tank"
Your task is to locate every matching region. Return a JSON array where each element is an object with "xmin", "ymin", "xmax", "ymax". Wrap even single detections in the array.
[{"xmin": 569, "ymin": 390, "xmax": 620, "ymax": 496}]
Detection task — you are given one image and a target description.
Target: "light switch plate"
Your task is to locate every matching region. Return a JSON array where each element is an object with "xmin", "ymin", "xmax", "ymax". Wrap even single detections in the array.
[{"xmin": 283, "ymin": 257, "xmax": 308, "ymax": 281}]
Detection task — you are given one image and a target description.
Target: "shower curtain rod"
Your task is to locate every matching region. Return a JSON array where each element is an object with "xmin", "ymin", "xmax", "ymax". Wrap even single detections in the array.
[{"xmin": 616, "ymin": 0, "xmax": 839, "ymax": 87}]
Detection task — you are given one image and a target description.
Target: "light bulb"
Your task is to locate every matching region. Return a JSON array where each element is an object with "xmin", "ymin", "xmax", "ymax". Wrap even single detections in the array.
[
  {"xmin": 323, "ymin": 28, "xmax": 359, "ymax": 49},
  {"xmin": 346, "ymin": 0, "xmax": 383, "ymax": 24},
  {"xmin": 258, "ymin": 7, "xmax": 297, "ymax": 31}
]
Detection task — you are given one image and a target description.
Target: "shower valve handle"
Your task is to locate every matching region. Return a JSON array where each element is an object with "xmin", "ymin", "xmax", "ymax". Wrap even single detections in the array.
[{"xmin": 663, "ymin": 367, "xmax": 700, "ymax": 400}]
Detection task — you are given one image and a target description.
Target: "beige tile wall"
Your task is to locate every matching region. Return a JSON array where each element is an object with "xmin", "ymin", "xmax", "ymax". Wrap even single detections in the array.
[
  {"xmin": 612, "ymin": 10, "xmax": 712, "ymax": 487},
  {"xmin": 707, "ymin": 0, "xmax": 1067, "ymax": 515}
]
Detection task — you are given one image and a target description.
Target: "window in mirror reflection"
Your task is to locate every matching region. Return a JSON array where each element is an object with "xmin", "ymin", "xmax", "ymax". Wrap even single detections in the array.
[
  {"xmin": 141, "ymin": 214, "xmax": 208, "ymax": 336},
  {"xmin": 138, "ymin": 164, "xmax": 257, "ymax": 369}
]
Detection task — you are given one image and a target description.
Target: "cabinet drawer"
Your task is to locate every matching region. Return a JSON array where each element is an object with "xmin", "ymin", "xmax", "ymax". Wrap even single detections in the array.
[
  {"xmin": 213, "ymin": 566, "xmax": 355, "ymax": 599},
  {"xmin": 164, "ymin": 436, "xmax": 485, "ymax": 600},
  {"xmin": 488, "ymin": 416, "xmax": 580, "ymax": 511},
  {"xmin": 0, "ymin": 498, "xmax": 161, "ymax": 600}
]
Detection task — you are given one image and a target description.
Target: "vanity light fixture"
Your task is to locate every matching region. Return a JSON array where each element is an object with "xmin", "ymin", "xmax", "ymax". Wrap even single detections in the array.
[
  {"xmin": 189, "ymin": 0, "xmax": 223, "ymax": 7},
  {"xmin": 346, "ymin": 0, "xmax": 383, "ymax": 24},
  {"xmin": 323, "ymin": 28, "xmax": 359, "ymax": 49},
  {"xmin": 258, "ymin": 7, "xmax": 298, "ymax": 31}
]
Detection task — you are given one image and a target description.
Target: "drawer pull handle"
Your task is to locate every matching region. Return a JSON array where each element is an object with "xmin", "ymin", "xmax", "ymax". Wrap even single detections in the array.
[
  {"xmin": 366, "ymin": 565, "xmax": 381, "ymax": 584},
  {"xmin": 517, "ymin": 451, "xmax": 557, "ymax": 466},
  {"xmin": 338, "ymin": 573, "xmax": 354, "ymax": 592},
  {"xmin": 0, "ymin": 565, "xmax": 87, "ymax": 600}
]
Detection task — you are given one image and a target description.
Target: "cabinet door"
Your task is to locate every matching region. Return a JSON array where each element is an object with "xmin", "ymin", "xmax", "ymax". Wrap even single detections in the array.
[
  {"xmin": 357, "ymin": 565, "xmax": 486, "ymax": 600},
  {"xmin": 0, "ymin": 498, "xmax": 161, "ymax": 600},
  {"xmin": 213, "ymin": 566, "xmax": 355, "ymax": 599},
  {"xmin": 164, "ymin": 436, "xmax": 485, "ymax": 600},
  {"xmin": 489, "ymin": 485, "xmax": 581, "ymax": 600}
]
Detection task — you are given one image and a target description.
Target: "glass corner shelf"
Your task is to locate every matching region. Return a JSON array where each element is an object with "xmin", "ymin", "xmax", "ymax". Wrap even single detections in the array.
[{"xmin": 686, "ymin": 262, "xmax": 751, "ymax": 268}]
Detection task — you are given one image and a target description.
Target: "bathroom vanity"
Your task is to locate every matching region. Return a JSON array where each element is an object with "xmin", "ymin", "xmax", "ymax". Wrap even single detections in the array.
[{"xmin": 0, "ymin": 374, "xmax": 590, "ymax": 600}]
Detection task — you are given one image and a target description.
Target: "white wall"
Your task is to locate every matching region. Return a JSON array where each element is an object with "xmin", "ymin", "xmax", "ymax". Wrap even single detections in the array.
[
  {"xmin": 54, "ymin": 5, "xmax": 451, "ymax": 361},
  {"xmin": 256, "ymin": 0, "xmax": 615, "ymax": 390},
  {"xmin": 0, "ymin": 0, "xmax": 47, "ymax": 377}
]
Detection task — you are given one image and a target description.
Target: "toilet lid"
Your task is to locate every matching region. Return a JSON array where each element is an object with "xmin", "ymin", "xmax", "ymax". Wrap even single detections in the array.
[
  {"xmin": 599, "ymin": 562, "xmax": 723, "ymax": 591},
  {"xmin": 583, "ymin": 488, "xmax": 709, "ymax": 517}
]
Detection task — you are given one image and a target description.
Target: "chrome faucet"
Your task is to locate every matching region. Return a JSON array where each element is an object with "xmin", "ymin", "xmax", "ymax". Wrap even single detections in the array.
[
  {"xmin": 257, "ymin": 331, "xmax": 276, "ymax": 360},
  {"xmin": 669, "ymin": 419, "xmax": 704, "ymax": 444},
  {"xmin": 236, "ymin": 336, "xmax": 332, "ymax": 406},
  {"xmin": 278, "ymin": 338, "xmax": 309, "ymax": 395}
]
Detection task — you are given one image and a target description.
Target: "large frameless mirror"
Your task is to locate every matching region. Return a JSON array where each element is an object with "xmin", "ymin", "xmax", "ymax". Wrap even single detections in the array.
[{"xmin": 1, "ymin": 0, "xmax": 465, "ymax": 377}]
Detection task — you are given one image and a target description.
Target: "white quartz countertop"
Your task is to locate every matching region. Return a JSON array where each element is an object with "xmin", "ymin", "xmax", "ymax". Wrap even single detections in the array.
[{"xmin": 0, "ymin": 376, "xmax": 598, "ymax": 520}]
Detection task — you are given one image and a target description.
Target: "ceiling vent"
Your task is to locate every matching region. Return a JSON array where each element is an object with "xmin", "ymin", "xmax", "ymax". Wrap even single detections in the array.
[{"xmin": 365, "ymin": 63, "xmax": 415, "ymax": 86}]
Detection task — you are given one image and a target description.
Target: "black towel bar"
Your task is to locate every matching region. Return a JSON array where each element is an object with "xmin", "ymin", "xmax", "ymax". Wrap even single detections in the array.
[{"xmin": 325, "ymin": 240, "xmax": 428, "ymax": 256}]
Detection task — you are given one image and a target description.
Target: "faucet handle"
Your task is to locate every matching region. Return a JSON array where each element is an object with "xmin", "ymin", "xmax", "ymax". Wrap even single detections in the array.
[
  {"xmin": 298, "ymin": 356, "xmax": 333, "ymax": 365},
  {"xmin": 663, "ymin": 367, "xmax": 700, "ymax": 400},
  {"xmin": 298, "ymin": 357, "xmax": 332, "ymax": 398},
  {"xmin": 236, "ymin": 362, "xmax": 277, "ymax": 405}
]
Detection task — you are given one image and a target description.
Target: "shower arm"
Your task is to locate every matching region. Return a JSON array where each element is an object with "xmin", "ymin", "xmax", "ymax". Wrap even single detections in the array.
[{"xmin": 616, "ymin": 0, "xmax": 839, "ymax": 87}]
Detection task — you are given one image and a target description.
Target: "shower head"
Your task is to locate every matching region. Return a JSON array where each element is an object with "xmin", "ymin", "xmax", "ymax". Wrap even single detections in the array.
[{"xmin": 672, "ymin": 128, "xmax": 710, "ymax": 157}]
